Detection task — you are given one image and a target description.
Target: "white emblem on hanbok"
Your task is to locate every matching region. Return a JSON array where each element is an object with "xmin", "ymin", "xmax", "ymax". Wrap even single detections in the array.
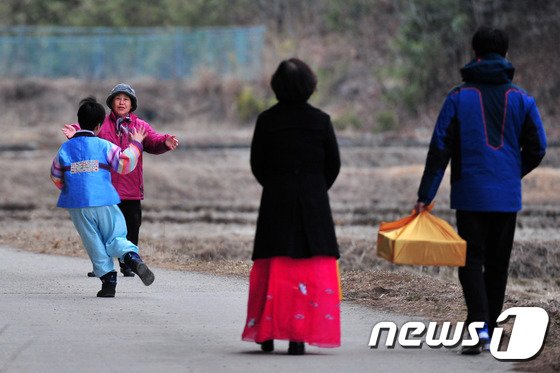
[{"xmin": 70, "ymin": 160, "xmax": 99, "ymax": 174}]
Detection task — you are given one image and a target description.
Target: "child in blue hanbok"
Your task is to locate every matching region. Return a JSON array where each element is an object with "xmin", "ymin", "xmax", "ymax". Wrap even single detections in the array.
[{"xmin": 50, "ymin": 97, "xmax": 155, "ymax": 297}]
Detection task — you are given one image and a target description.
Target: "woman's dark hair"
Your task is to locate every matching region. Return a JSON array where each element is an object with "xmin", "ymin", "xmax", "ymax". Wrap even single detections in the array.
[
  {"xmin": 270, "ymin": 58, "xmax": 317, "ymax": 103},
  {"xmin": 472, "ymin": 26, "xmax": 509, "ymax": 57},
  {"xmin": 77, "ymin": 97, "xmax": 106, "ymax": 131}
]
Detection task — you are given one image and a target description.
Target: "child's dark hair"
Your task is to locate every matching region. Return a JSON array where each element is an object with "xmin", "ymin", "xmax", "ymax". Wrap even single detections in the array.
[
  {"xmin": 270, "ymin": 58, "xmax": 317, "ymax": 104},
  {"xmin": 77, "ymin": 97, "xmax": 106, "ymax": 131},
  {"xmin": 472, "ymin": 26, "xmax": 509, "ymax": 58}
]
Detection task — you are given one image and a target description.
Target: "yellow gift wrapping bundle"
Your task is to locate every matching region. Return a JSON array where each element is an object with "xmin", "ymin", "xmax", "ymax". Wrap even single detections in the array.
[{"xmin": 377, "ymin": 204, "xmax": 466, "ymax": 266}]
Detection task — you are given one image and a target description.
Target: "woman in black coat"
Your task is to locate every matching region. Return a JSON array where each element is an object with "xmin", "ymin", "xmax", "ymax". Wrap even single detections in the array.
[{"xmin": 242, "ymin": 58, "xmax": 341, "ymax": 355}]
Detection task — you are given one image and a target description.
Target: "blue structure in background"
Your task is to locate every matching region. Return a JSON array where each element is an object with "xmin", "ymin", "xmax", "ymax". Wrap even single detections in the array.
[{"xmin": 0, "ymin": 26, "xmax": 266, "ymax": 80}]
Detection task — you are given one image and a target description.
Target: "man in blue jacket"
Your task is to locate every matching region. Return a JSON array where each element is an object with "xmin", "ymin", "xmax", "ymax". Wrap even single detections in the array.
[{"xmin": 414, "ymin": 26, "xmax": 547, "ymax": 354}]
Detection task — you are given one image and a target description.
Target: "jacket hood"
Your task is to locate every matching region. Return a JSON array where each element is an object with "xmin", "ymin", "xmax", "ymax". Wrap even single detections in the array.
[{"xmin": 460, "ymin": 53, "xmax": 515, "ymax": 84}]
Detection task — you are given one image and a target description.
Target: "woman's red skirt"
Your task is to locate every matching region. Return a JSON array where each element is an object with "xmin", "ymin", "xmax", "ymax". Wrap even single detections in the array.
[{"xmin": 241, "ymin": 256, "xmax": 341, "ymax": 348}]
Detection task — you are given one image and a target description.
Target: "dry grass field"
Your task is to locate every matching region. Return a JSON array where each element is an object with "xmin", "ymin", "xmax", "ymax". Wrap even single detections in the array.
[{"xmin": 0, "ymin": 87, "xmax": 559, "ymax": 370}]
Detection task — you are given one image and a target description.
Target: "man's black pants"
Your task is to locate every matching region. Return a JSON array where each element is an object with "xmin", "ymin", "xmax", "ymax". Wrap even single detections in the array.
[{"xmin": 456, "ymin": 210, "xmax": 517, "ymax": 333}]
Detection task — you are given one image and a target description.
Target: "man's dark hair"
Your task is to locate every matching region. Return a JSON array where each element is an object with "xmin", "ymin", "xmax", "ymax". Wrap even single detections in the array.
[
  {"xmin": 77, "ymin": 97, "xmax": 106, "ymax": 131},
  {"xmin": 472, "ymin": 26, "xmax": 509, "ymax": 58},
  {"xmin": 270, "ymin": 58, "xmax": 317, "ymax": 103}
]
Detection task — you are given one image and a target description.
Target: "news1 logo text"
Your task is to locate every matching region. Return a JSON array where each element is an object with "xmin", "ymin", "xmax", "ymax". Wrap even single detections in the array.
[{"xmin": 368, "ymin": 307, "xmax": 549, "ymax": 360}]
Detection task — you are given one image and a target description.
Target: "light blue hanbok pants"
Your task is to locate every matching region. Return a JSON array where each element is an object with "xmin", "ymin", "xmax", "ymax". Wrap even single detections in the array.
[{"xmin": 68, "ymin": 205, "xmax": 138, "ymax": 277}]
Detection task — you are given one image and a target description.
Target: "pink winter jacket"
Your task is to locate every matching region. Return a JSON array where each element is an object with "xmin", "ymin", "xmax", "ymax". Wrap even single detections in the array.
[{"xmin": 70, "ymin": 111, "xmax": 171, "ymax": 200}]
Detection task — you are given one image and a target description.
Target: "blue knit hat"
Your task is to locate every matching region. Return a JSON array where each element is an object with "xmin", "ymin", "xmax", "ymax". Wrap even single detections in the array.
[{"xmin": 106, "ymin": 83, "xmax": 138, "ymax": 112}]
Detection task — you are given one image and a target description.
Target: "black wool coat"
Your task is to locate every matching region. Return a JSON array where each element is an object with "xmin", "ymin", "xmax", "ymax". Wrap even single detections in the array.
[{"xmin": 250, "ymin": 102, "xmax": 341, "ymax": 260}]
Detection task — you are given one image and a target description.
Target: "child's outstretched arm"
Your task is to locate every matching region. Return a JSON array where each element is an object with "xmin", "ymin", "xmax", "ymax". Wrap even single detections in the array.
[
  {"xmin": 50, "ymin": 156, "xmax": 64, "ymax": 189},
  {"xmin": 106, "ymin": 126, "xmax": 147, "ymax": 174}
]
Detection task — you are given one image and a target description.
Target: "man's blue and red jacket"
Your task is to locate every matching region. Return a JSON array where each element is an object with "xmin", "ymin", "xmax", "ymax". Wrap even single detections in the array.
[{"xmin": 418, "ymin": 53, "xmax": 547, "ymax": 212}]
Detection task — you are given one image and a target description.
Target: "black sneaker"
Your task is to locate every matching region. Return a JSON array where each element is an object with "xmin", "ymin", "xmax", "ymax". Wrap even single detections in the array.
[
  {"xmin": 123, "ymin": 252, "xmax": 155, "ymax": 286},
  {"xmin": 135, "ymin": 262, "xmax": 155, "ymax": 286},
  {"xmin": 461, "ymin": 323, "xmax": 490, "ymax": 355},
  {"xmin": 119, "ymin": 262, "xmax": 135, "ymax": 277},
  {"xmin": 121, "ymin": 267, "xmax": 135, "ymax": 277},
  {"xmin": 288, "ymin": 342, "xmax": 305, "ymax": 355},
  {"xmin": 87, "ymin": 271, "xmax": 96, "ymax": 277},
  {"xmin": 97, "ymin": 271, "xmax": 117, "ymax": 298},
  {"xmin": 460, "ymin": 344, "xmax": 482, "ymax": 355}
]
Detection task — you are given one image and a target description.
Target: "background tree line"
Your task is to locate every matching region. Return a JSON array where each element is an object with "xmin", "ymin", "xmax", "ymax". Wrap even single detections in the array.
[{"xmin": 1, "ymin": 0, "xmax": 558, "ymax": 134}]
